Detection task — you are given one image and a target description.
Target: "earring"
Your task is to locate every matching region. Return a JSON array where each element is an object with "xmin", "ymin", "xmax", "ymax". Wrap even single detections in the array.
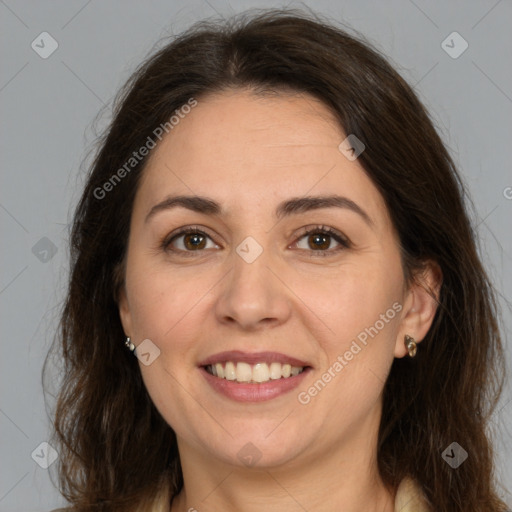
[
  {"xmin": 404, "ymin": 335, "xmax": 417, "ymax": 357},
  {"xmin": 125, "ymin": 336, "xmax": 135, "ymax": 353}
]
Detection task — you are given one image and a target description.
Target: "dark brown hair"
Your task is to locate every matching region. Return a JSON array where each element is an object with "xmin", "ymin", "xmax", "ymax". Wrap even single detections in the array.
[{"xmin": 45, "ymin": 8, "xmax": 509, "ymax": 511}]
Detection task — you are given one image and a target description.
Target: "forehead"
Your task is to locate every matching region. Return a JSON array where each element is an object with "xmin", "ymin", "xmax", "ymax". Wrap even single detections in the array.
[{"xmin": 134, "ymin": 89, "xmax": 390, "ymax": 229}]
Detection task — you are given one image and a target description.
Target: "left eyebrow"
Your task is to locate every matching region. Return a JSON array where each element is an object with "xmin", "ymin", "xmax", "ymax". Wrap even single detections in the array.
[
  {"xmin": 144, "ymin": 194, "xmax": 374, "ymax": 228},
  {"xmin": 275, "ymin": 195, "xmax": 374, "ymax": 227}
]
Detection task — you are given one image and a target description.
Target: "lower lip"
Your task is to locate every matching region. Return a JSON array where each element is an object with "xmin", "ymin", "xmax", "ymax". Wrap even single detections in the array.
[{"xmin": 200, "ymin": 366, "xmax": 311, "ymax": 402}]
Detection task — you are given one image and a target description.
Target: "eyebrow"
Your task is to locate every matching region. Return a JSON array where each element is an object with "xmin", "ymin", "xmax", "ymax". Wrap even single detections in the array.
[{"xmin": 144, "ymin": 194, "xmax": 374, "ymax": 227}]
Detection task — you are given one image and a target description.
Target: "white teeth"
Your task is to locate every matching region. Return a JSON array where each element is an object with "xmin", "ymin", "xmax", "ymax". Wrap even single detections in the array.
[
  {"xmin": 269, "ymin": 362, "xmax": 282, "ymax": 380},
  {"xmin": 225, "ymin": 361, "xmax": 236, "ymax": 381},
  {"xmin": 215, "ymin": 363, "xmax": 224, "ymax": 378},
  {"xmin": 236, "ymin": 362, "xmax": 252, "ymax": 382},
  {"xmin": 252, "ymin": 363, "xmax": 270, "ymax": 383},
  {"xmin": 206, "ymin": 361, "xmax": 305, "ymax": 383}
]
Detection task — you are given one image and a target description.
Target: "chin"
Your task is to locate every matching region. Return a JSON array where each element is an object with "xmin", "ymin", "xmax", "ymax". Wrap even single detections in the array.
[{"xmin": 200, "ymin": 427, "xmax": 310, "ymax": 470}]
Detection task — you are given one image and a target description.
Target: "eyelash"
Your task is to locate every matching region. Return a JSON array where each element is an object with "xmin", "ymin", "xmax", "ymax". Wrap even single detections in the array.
[{"xmin": 160, "ymin": 225, "xmax": 351, "ymax": 258}]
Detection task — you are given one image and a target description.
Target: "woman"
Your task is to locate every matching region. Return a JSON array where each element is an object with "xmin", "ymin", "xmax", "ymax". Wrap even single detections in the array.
[{"xmin": 48, "ymin": 8, "xmax": 509, "ymax": 512}]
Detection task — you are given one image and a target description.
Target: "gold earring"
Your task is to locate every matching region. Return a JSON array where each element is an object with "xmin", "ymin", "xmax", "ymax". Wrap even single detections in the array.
[{"xmin": 404, "ymin": 335, "xmax": 417, "ymax": 358}]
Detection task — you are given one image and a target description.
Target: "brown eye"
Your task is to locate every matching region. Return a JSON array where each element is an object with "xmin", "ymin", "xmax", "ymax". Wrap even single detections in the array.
[
  {"xmin": 181, "ymin": 232, "xmax": 207, "ymax": 250},
  {"xmin": 294, "ymin": 226, "xmax": 350, "ymax": 256},
  {"xmin": 305, "ymin": 233, "xmax": 331, "ymax": 250},
  {"xmin": 162, "ymin": 227, "xmax": 218, "ymax": 254}
]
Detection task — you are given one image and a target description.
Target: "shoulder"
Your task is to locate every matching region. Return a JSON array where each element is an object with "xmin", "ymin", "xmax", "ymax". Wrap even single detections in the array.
[{"xmin": 394, "ymin": 476, "xmax": 431, "ymax": 512}]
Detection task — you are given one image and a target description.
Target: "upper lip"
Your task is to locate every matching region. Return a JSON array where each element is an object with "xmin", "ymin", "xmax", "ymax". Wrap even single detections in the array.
[{"xmin": 198, "ymin": 350, "xmax": 311, "ymax": 368}]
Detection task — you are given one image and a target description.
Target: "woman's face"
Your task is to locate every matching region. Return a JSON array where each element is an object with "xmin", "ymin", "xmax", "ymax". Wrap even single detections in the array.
[{"xmin": 118, "ymin": 89, "xmax": 429, "ymax": 469}]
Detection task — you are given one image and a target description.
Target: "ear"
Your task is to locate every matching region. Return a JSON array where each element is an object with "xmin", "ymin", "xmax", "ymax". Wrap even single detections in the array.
[
  {"xmin": 113, "ymin": 261, "xmax": 133, "ymax": 337},
  {"xmin": 394, "ymin": 260, "xmax": 443, "ymax": 358},
  {"xmin": 117, "ymin": 285, "xmax": 133, "ymax": 337}
]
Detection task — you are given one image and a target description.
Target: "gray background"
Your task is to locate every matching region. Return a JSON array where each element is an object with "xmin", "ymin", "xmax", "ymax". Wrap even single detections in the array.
[{"xmin": 1, "ymin": 0, "xmax": 511, "ymax": 510}]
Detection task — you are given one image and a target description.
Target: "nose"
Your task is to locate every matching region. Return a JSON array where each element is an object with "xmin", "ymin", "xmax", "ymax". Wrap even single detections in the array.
[{"xmin": 214, "ymin": 245, "xmax": 291, "ymax": 331}]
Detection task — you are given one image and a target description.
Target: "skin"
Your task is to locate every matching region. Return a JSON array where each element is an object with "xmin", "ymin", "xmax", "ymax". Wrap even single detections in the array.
[{"xmin": 118, "ymin": 88, "xmax": 442, "ymax": 512}]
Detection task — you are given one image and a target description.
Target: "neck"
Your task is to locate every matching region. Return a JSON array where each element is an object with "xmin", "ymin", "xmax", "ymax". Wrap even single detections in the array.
[{"xmin": 172, "ymin": 467, "xmax": 394, "ymax": 512}]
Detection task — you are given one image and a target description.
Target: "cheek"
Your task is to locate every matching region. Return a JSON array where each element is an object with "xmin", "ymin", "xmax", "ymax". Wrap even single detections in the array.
[
  {"xmin": 304, "ymin": 276, "xmax": 402, "ymax": 428},
  {"xmin": 304, "ymin": 261, "xmax": 402, "ymax": 343},
  {"xmin": 302, "ymin": 264, "xmax": 403, "ymax": 409},
  {"xmin": 124, "ymin": 258, "xmax": 212, "ymax": 341}
]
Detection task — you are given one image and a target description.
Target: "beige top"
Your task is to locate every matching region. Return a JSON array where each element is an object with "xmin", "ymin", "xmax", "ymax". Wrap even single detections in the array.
[{"xmin": 395, "ymin": 477, "xmax": 431, "ymax": 511}]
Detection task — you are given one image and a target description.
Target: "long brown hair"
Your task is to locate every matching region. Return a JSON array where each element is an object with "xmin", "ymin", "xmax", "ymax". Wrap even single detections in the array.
[{"xmin": 45, "ymin": 8, "xmax": 509, "ymax": 511}]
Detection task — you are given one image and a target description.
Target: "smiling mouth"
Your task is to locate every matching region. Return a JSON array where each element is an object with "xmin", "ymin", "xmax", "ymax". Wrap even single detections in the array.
[{"xmin": 204, "ymin": 361, "xmax": 308, "ymax": 384}]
